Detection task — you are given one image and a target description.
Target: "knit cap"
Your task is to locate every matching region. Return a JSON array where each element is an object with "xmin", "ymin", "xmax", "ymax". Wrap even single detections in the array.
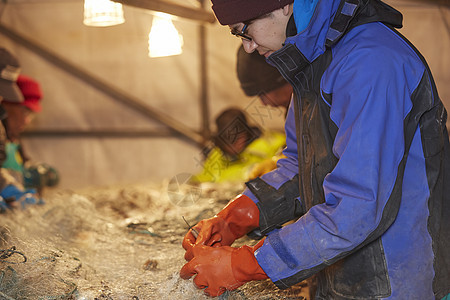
[{"xmin": 211, "ymin": 0, "xmax": 294, "ymax": 25}]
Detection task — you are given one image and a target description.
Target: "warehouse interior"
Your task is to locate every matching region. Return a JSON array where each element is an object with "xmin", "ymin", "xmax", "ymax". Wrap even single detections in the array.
[{"xmin": 0, "ymin": 0, "xmax": 449, "ymax": 299}]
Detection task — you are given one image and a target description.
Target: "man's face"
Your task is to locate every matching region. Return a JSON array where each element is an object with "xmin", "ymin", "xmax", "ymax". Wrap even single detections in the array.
[{"xmin": 229, "ymin": 5, "xmax": 292, "ymax": 58}]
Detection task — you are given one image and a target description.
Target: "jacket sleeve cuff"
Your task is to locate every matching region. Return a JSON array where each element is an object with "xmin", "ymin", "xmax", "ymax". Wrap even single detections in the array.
[
  {"xmin": 254, "ymin": 218, "xmax": 324, "ymax": 287},
  {"xmin": 243, "ymin": 188, "xmax": 259, "ymax": 203}
]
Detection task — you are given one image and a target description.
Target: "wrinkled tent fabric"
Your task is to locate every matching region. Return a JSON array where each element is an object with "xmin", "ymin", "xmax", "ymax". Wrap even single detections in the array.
[{"xmin": 0, "ymin": 0, "xmax": 448, "ymax": 189}]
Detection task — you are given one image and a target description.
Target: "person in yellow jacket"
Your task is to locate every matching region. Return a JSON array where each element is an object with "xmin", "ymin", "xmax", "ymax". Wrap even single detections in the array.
[
  {"xmin": 192, "ymin": 108, "xmax": 285, "ymax": 183},
  {"xmin": 193, "ymin": 47, "xmax": 294, "ymax": 183}
]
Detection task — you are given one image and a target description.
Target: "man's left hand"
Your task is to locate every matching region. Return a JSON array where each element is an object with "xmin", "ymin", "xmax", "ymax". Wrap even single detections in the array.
[{"xmin": 180, "ymin": 241, "xmax": 267, "ymax": 297}]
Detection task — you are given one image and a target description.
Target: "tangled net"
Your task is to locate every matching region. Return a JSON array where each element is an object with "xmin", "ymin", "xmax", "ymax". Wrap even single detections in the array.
[{"xmin": 0, "ymin": 181, "xmax": 308, "ymax": 299}]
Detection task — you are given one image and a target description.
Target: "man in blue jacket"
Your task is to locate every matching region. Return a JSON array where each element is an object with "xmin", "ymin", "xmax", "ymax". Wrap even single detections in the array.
[{"xmin": 181, "ymin": 0, "xmax": 450, "ymax": 299}]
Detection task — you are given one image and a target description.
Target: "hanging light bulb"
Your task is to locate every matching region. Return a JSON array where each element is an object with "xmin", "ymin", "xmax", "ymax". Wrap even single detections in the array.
[
  {"xmin": 83, "ymin": 0, "xmax": 125, "ymax": 27},
  {"xmin": 148, "ymin": 12, "xmax": 183, "ymax": 58}
]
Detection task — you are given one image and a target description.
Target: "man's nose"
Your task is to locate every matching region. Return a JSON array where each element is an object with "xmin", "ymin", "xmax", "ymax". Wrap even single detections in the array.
[{"xmin": 242, "ymin": 39, "xmax": 258, "ymax": 53}]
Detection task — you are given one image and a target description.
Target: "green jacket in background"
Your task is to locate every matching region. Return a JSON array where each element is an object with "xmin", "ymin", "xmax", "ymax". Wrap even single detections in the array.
[{"xmin": 192, "ymin": 131, "xmax": 285, "ymax": 183}]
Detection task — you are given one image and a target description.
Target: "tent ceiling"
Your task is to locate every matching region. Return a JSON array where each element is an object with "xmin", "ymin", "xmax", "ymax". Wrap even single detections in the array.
[
  {"xmin": 6, "ymin": 0, "xmax": 216, "ymax": 22},
  {"xmin": 112, "ymin": 0, "xmax": 216, "ymax": 23},
  {"xmin": 6, "ymin": 0, "xmax": 450, "ymax": 6}
]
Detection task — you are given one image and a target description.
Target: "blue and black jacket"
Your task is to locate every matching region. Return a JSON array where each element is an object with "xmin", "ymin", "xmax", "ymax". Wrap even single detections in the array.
[{"xmin": 242, "ymin": 0, "xmax": 450, "ymax": 298}]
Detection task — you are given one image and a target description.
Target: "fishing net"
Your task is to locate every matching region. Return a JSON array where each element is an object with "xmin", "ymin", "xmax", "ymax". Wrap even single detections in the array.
[{"xmin": 0, "ymin": 181, "xmax": 308, "ymax": 299}]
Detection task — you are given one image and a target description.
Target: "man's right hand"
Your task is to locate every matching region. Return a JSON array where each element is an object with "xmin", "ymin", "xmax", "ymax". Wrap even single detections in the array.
[
  {"xmin": 182, "ymin": 194, "xmax": 260, "ymax": 261},
  {"xmin": 182, "ymin": 215, "xmax": 236, "ymax": 261}
]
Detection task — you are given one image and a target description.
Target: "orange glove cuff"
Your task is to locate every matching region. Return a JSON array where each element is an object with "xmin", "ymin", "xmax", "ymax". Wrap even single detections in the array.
[
  {"xmin": 232, "ymin": 241, "xmax": 268, "ymax": 283},
  {"xmin": 217, "ymin": 194, "xmax": 260, "ymax": 240}
]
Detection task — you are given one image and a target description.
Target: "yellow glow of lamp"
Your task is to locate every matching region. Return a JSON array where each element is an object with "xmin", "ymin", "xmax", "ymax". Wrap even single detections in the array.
[
  {"xmin": 148, "ymin": 13, "xmax": 183, "ymax": 58},
  {"xmin": 84, "ymin": 0, "xmax": 125, "ymax": 27}
]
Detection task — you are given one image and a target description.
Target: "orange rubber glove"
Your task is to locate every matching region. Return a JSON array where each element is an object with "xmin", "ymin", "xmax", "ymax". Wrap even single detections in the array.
[
  {"xmin": 182, "ymin": 194, "xmax": 259, "ymax": 261},
  {"xmin": 180, "ymin": 240, "xmax": 267, "ymax": 297}
]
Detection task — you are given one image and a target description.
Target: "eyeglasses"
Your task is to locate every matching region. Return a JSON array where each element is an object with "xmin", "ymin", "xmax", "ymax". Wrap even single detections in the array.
[{"xmin": 230, "ymin": 23, "xmax": 252, "ymax": 41}]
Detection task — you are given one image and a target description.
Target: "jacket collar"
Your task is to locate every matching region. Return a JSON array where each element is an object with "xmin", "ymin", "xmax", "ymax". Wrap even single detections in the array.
[{"xmin": 280, "ymin": 0, "xmax": 402, "ymax": 63}]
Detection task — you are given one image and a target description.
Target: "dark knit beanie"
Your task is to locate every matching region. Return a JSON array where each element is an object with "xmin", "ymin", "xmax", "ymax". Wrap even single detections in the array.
[
  {"xmin": 211, "ymin": 0, "xmax": 294, "ymax": 25},
  {"xmin": 236, "ymin": 45, "xmax": 287, "ymax": 96}
]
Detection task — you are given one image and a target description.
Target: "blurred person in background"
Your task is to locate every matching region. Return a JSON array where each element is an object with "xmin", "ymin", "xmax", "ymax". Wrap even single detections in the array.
[
  {"xmin": 2, "ymin": 74, "xmax": 59, "ymax": 201},
  {"xmin": 0, "ymin": 48, "xmax": 35, "ymax": 212},
  {"xmin": 237, "ymin": 45, "xmax": 292, "ymax": 112},
  {"xmin": 191, "ymin": 107, "xmax": 285, "ymax": 183},
  {"xmin": 193, "ymin": 46, "xmax": 295, "ymax": 184},
  {"xmin": 236, "ymin": 45, "xmax": 294, "ymax": 178},
  {"xmin": 0, "ymin": 49, "xmax": 46, "ymax": 213}
]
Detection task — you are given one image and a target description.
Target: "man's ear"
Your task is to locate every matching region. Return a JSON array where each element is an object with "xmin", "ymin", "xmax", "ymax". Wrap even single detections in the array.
[{"xmin": 282, "ymin": 4, "xmax": 292, "ymax": 16}]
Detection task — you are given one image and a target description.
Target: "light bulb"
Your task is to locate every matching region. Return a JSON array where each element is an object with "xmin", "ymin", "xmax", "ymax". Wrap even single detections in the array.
[
  {"xmin": 148, "ymin": 13, "xmax": 183, "ymax": 58},
  {"xmin": 84, "ymin": 0, "xmax": 125, "ymax": 27}
]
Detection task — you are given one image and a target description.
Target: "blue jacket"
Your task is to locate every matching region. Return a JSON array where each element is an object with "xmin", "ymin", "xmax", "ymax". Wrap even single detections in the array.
[{"xmin": 242, "ymin": 0, "xmax": 450, "ymax": 298}]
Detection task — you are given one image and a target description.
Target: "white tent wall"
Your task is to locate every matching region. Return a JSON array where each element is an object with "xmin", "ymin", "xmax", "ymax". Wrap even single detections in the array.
[
  {"xmin": 0, "ymin": 0, "xmax": 244, "ymax": 189},
  {"xmin": 0, "ymin": 0, "xmax": 448, "ymax": 189},
  {"xmin": 387, "ymin": 0, "xmax": 450, "ymax": 115}
]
